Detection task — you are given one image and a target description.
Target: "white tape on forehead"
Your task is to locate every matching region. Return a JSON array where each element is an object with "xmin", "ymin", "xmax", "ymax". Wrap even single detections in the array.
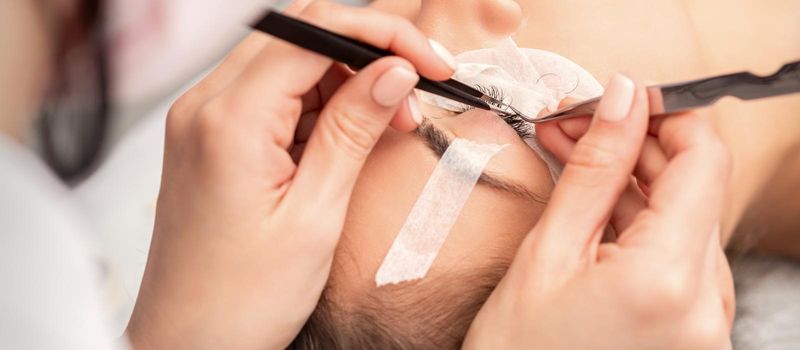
[{"xmin": 375, "ymin": 139, "xmax": 507, "ymax": 287}]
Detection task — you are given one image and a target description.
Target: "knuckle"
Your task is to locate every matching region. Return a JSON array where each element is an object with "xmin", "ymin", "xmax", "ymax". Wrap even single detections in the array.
[
  {"xmin": 195, "ymin": 99, "xmax": 228, "ymax": 135},
  {"xmin": 166, "ymin": 93, "xmax": 199, "ymax": 139},
  {"xmin": 321, "ymin": 107, "xmax": 380, "ymax": 161},
  {"xmin": 166, "ymin": 104, "xmax": 187, "ymax": 140},
  {"xmin": 625, "ymin": 267, "xmax": 694, "ymax": 320},
  {"xmin": 682, "ymin": 316, "xmax": 728, "ymax": 349},
  {"xmin": 169, "ymin": 95, "xmax": 192, "ymax": 120},
  {"xmin": 302, "ymin": 1, "xmax": 333, "ymax": 23},
  {"xmin": 569, "ymin": 138, "xmax": 622, "ymax": 170},
  {"xmin": 267, "ymin": 100, "xmax": 303, "ymax": 148},
  {"xmin": 391, "ymin": 16, "xmax": 414, "ymax": 36},
  {"xmin": 192, "ymin": 99, "xmax": 237, "ymax": 154}
]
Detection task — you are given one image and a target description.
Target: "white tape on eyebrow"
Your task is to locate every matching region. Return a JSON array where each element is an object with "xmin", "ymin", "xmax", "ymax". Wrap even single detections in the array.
[{"xmin": 375, "ymin": 138, "xmax": 507, "ymax": 287}]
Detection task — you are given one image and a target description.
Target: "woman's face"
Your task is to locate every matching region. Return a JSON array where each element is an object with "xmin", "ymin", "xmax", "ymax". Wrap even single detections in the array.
[
  {"xmin": 321, "ymin": 0, "xmax": 552, "ymax": 323},
  {"xmin": 336, "ymin": 107, "xmax": 553, "ymax": 289},
  {"xmin": 292, "ymin": 1, "xmax": 604, "ymax": 347}
]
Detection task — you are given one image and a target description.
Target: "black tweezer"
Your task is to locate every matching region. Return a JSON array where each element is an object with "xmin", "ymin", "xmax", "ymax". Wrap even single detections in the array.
[{"xmin": 250, "ymin": 10, "xmax": 528, "ymax": 118}]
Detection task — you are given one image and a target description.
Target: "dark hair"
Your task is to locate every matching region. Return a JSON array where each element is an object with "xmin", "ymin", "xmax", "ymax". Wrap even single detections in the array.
[
  {"xmin": 37, "ymin": 0, "xmax": 109, "ymax": 183},
  {"xmin": 288, "ymin": 258, "xmax": 511, "ymax": 350}
]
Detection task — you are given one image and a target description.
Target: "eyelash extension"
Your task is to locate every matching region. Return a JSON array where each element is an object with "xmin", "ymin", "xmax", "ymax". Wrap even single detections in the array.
[{"xmin": 456, "ymin": 85, "xmax": 534, "ymax": 139}]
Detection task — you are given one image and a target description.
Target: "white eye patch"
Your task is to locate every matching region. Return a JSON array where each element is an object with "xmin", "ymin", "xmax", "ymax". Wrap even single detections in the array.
[
  {"xmin": 420, "ymin": 38, "xmax": 604, "ymax": 181},
  {"xmin": 375, "ymin": 139, "xmax": 507, "ymax": 287}
]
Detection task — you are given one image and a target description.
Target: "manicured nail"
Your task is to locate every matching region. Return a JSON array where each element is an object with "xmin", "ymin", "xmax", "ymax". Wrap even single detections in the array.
[
  {"xmin": 428, "ymin": 38, "xmax": 458, "ymax": 71},
  {"xmin": 372, "ymin": 66, "xmax": 419, "ymax": 107},
  {"xmin": 596, "ymin": 73, "xmax": 635, "ymax": 122},
  {"xmin": 407, "ymin": 92, "xmax": 423, "ymax": 126}
]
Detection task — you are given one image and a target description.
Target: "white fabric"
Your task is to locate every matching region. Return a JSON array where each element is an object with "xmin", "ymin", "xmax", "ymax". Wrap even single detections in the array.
[
  {"xmin": 0, "ymin": 136, "xmax": 126, "ymax": 350},
  {"xmin": 421, "ymin": 39, "xmax": 604, "ymax": 180}
]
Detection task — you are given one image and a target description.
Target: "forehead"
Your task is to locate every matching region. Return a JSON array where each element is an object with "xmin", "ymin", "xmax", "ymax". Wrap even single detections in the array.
[{"xmin": 332, "ymin": 111, "xmax": 552, "ymax": 292}]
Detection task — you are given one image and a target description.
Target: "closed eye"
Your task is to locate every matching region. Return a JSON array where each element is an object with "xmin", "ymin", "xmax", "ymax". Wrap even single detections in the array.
[{"xmin": 456, "ymin": 84, "xmax": 534, "ymax": 139}]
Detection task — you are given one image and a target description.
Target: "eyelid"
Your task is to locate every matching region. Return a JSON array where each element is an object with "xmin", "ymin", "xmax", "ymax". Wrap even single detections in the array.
[{"xmin": 454, "ymin": 84, "xmax": 534, "ymax": 139}]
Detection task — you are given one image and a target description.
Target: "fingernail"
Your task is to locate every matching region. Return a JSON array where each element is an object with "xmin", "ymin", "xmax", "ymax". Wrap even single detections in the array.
[
  {"xmin": 372, "ymin": 66, "xmax": 419, "ymax": 107},
  {"xmin": 428, "ymin": 38, "xmax": 458, "ymax": 71},
  {"xmin": 597, "ymin": 73, "xmax": 635, "ymax": 122},
  {"xmin": 407, "ymin": 92, "xmax": 423, "ymax": 126}
]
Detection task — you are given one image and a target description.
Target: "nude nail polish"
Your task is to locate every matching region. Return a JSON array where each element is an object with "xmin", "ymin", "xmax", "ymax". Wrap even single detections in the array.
[
  {"xmin": 407, "ymin": 92, "xmax": 423, "ymax": 126},
  {"xmin": 597, "ymin": 74, "xmax": 635, "ymax": 122},
  {"xmin": 428, "ymin": 39, "xmax": 458, "ymax": 71},
  {"xmin": 372, "ymin": 67, "xmax": 419, "ymax": 107}
]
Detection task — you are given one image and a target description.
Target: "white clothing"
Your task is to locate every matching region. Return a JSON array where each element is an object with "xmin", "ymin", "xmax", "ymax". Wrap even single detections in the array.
[{"xmin": 0, "ymin": 135, "xmax": 126, "ymax": 349}]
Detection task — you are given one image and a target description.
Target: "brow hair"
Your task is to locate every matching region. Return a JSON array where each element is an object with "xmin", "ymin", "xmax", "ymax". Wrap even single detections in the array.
[
  {"xmin": 415, "ymin": 120, "xmax": 547, "ymax": 204},
  {"xmin": 287, "ymin": 256, "xmax": 512, "ymax": 350}
]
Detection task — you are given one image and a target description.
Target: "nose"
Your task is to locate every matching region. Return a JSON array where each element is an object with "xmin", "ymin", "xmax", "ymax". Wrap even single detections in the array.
[{"xmin": 416, "ymin": 0, "xmax": 523, "ymax": 53}]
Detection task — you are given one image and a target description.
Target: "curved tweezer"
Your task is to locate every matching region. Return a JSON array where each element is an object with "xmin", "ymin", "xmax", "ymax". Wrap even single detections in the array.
[
  {"xmin": 536, "ymin": 60, "xmax": 800, "ymax": 123},
  {"xmin": 251, "ymin": 10, "xmax": 532, "ymax": 120}
]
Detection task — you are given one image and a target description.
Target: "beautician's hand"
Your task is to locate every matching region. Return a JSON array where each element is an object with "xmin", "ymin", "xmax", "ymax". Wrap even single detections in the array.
[
  {"xmin": 126, "ymin": 1, "xmax": 455, "ymax": 349},
  {"xmin": 464, "ymin": 75, "xmax": 735, "ymax": 349}
]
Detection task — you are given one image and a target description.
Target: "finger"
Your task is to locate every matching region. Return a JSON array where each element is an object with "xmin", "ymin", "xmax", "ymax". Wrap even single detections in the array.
[
  {"xmin": 295, "ymin": 65, "xmax": 351, "ymax": 145},
  {"xmin": 294, "ymin": 2, "xmax": 456, "ymax": 80},
  {"xmin": 301, "ymin": 64, "xmax": 351, "ymax": 115},
  {"xmin": 538, "ymin": 120, "xmax": 651, "ymax": 236},
  {"xmin": 218, "ymin": 1, "xmax": 454, "ymax": 148},
  {"xmin": 295, "ymin": 111, "xmax": 319, "ymax": 145},
  {"xmin": 533, "ymin": 74, "xmax": 649, "ymax": 264},
  {"xmin": 295, "ymin": 66, "xmax": 418, "ymax": 148},
  {"xmin": 558, "ymin": 116, "xmax": 592, "ymax": 141},
  {"xmin": 286, "ymin": 57, "xmax": 419, "ymax": 226},
  {"xmin": 536, "ymin": 115, "xmax": 592, "ymax": 163},
  {"xmin": 390, "ymin": 93, "xmax": 425, "ymax": 132},
  {"xmin": 534, "ymin": 120, "xmax": 574, "ymax": 164},
  {"xmin": 706, "ymin": 227, "xmax": 736, "ymax": 330},
  {"xmin": 608, "ymin": 179, "xmax": 648, "ymax": 234},
  {"xmin": 626, "ymin": 111, "xmax": 732, "ymax": 259},
  {"xmin": 248, "ymin": 0, "xmax": 454, "ymax": 97},
  {"xmin": 535, "ymin": 97, "xmax": 591, "ymax": 161},
  {"xmin": 718, "ymin": 246, "xmax": 736, "ymax": 330},
  {"xmin": 633, "ymin": 135, "xmax": 668, "ymax": 189}
]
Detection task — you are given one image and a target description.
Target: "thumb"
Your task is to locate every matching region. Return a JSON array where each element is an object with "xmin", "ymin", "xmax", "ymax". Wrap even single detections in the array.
[
  {"xmin": 534, "ymin": 74, "xmax": 649, "ymax": 263},
  {"xmin": 287, "ymin": 56, "xmax": 420, "ymax": 218}
]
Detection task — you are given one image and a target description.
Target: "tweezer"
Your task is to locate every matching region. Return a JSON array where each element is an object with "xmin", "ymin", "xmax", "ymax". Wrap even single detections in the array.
[
  {"xmin": 251, "ymin": 10, "xmax": 530, "ymax": 119},
  {"xmin": 538, "ymin": 60, "xmax": 800, "ymax": 123}
]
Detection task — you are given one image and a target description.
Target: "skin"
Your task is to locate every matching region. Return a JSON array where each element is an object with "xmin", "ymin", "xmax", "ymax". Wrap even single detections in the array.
[
  {"xmin": 0, "ymin": 1, "xmax": 52, "ymax": 142},
  {"xmin": 325, "ymin": 0, "xmax": 555, "ymax": 311},
  {"xmin": 375, "ymin": 0, "xmax": 800, "ymax": 255},
  {"xmin": 466, "ymin": 75, "xmax": 735, "ymax": 349},
  {"xmin": 0, "ymin": 0, "xmax": 794, "ymax": 348}
]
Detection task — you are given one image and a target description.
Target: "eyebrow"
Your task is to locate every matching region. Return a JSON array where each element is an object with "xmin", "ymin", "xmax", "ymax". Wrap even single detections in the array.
[{"xmin": 415, "ymin": 121, "xmax": 547, "ymax": 204}]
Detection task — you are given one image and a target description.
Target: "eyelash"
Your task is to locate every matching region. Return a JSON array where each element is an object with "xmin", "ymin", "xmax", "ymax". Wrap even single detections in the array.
[{"xmin": 457, "ymin": 85, "xmax": 534, "ymax": 139}]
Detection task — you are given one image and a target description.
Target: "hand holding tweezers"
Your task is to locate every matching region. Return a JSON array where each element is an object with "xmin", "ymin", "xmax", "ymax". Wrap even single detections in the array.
[
  {"xmin": 250, "ymin": 10, "xmax": 529, "ymax": 119},
  {"xmin": 537, "ymin": 60, "xmax": 800, "ymax": 123}
]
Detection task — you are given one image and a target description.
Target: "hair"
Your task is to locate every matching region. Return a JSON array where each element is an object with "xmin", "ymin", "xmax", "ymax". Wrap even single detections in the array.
[
  {"xmin": 36, "ymin": 0, "xmax": 109, "ymax": 183},
  {"xmin": 288, "ymin": 258, "xmax": 511, "ymax": 350}
]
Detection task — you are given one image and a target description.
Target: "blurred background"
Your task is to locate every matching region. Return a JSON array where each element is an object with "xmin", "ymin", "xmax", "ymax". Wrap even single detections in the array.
[{"xmin": 51, "ymin": 0, "xmax": 800, "ymax": 348}]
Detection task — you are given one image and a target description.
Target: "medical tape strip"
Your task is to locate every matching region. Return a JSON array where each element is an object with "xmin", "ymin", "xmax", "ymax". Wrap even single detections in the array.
[{"xmin": 375, "ymin": 138, "xmax": 507, "ymax": 287}]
